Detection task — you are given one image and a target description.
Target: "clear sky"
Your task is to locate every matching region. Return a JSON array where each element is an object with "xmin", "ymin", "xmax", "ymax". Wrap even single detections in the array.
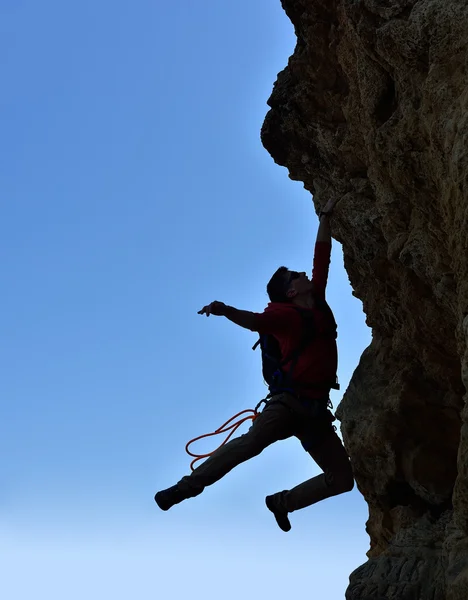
[{"xmin": 1, "ymin": 1, "xmax": 372, "ymax": 598}]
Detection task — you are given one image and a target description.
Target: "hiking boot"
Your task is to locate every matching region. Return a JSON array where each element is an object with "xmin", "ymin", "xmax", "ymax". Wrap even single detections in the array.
[
  {"xmin": 154, "ymin": 485, "xmax": 186, "ymax": 511},
  {"xmin": 265, "ymin": 494, "xmax": 291, "ymax": 532}
]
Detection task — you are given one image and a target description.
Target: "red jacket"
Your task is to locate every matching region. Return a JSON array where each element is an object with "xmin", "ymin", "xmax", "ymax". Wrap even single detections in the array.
[{"xmin": 253, "ymin": 242, "xmax": 337, "ymax": 398}]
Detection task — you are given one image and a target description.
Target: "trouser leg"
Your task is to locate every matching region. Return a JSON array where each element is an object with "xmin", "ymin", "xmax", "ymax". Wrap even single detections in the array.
[
  {"xmin": 178, "ymin": 398, "xmax": 294, "ymax": 496},
  {"xmin": 275, "ymin": 428, "xmax": 354, "ymax": 513}
]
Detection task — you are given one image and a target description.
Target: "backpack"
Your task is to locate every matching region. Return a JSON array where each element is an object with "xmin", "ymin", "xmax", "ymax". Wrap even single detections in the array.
[{"xmin": 252, "ymin": 302, "xmax": 340, "ymax": 395}]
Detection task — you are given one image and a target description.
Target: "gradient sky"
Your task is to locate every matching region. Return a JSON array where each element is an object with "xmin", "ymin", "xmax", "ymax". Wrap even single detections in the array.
[{"xmin": 1, "ymin": 1, "xmax": 372, "ymax": 598}]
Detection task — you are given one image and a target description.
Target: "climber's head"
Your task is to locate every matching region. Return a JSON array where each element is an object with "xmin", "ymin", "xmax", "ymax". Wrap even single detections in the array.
[{"xmin": 267, "ymin": 267, "xmax": 314, "ymax": 302}]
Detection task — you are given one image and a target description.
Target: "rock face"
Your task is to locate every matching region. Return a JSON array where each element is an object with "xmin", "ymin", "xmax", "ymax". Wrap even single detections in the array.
[{"xmin": 261, "ymin": 1, "xmax": 468, "ymax": 598}]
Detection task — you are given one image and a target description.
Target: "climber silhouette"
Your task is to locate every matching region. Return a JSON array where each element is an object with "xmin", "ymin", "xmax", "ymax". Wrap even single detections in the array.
[{"xmin": 155, "ymin": 197, "xmax": 354, "ymax": 531}]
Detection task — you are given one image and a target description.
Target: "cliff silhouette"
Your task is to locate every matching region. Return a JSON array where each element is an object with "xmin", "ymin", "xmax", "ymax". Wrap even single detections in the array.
[{"xmin": 262, "ymin": 1, "xmax": 468, "ymax": 598}]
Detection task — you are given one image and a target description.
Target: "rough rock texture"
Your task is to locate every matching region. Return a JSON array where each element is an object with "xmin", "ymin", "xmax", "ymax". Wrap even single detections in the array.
[{"xmin": 261, "ymin": 1, "xmax": 468, "ymax": 598}]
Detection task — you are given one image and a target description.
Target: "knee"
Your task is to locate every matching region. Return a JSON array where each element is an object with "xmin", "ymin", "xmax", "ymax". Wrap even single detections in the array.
[
  {"xmin": 326, "ymin": 466, "xmax": 354, "ymax": 494},
  {"xmin": 339, "ymin": 472, "xmax": 355, "ymax": 493},
  {"xmin": 335, "ymin": 467, "xmax": 355, "ymax": 493}
]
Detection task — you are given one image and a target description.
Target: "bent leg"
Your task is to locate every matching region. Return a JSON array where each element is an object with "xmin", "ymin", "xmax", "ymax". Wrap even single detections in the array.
[
  {"xmin": 178, "ymin": 398, "xmax": 294, "ymax": 497},
  {"xmin": 275, "ymin": 428, "xmax": 354, "ymax": 513}
]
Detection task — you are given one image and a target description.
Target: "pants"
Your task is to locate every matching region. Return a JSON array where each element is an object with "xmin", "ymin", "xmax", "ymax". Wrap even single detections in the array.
[{"xmin": 178, "ymin": 392, "xmax": 354, "ymax": 512}]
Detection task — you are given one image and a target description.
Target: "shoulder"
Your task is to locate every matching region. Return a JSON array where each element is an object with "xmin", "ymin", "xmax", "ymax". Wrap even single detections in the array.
[
  {"xmin": 263, "ymin": 302, "xmax": 303, "ymax": 318},
  {"xmin": 264, "ymin": 302, "xmax": 294, "ymax": 312},
  {"xmin": 254, "ymin": 302, "xmax": 301, "ymax": 333}
]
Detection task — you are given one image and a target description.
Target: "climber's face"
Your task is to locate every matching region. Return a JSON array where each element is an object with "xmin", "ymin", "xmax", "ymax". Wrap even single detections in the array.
[{"xmin": 285, "ymin": 271, "xmax": 314, "ymax": 298}]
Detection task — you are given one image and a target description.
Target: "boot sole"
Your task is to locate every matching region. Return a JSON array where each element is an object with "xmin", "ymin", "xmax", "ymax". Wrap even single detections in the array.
[{"xmin": 265, "ymin": 496, "xmax": 291, "ymax": 532}]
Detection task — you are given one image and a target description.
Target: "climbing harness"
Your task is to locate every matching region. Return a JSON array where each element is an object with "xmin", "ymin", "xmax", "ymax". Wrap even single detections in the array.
[{"xmin": 185, "ymin": 396, "xmax": 269, "ymax": 470}]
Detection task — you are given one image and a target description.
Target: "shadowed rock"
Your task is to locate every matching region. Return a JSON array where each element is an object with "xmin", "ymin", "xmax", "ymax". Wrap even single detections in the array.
[{"xmin": 261, "ymin": 1, "xmax": 468, "ymax": 598}]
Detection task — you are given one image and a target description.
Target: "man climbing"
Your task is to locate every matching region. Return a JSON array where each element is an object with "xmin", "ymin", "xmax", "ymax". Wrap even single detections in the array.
[{"xmin": 155, "ymin": 197, "xmax": 354, "ymax": 531}]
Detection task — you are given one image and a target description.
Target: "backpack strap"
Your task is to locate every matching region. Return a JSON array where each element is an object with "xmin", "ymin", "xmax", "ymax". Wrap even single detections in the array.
[
  {"xmin": 252, "ymin": 339, "xmax": 261, "ymax": 351},
  {"xmin": 279, "ymin": 307, "xmax": 315, "ymax": 382}
]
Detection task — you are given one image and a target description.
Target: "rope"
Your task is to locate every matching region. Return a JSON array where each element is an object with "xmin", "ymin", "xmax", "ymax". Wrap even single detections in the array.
[{"xmin": 185, "ymin": 398, "xmax": 269, "ymax": 471}]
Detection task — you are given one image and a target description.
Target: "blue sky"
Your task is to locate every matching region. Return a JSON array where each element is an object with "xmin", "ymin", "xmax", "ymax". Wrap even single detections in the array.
[{"xmin": 1, "ymin": 1, "xmax": 371, "ymax": 598}]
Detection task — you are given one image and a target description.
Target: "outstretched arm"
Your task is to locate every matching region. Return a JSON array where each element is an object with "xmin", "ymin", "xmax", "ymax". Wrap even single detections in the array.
[{"xmin": 198, "ymin": 301, "xmax": 257, "ymax": 331}]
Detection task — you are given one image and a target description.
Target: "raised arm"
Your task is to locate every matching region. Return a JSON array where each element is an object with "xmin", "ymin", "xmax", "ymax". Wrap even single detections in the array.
[
  {"xmin": 316, "ymin": 211, "xmax": 332, "ymax": 243},
  {"xmin": 311, "ymin": 229, "xmax": 332, "ymax": 297},
  {"xmin": 316, "ymin": 195, "xmax": 341, "ymax": 243},
  {"xmin": 311, "ymin": 197, "xmax": 341, "ymax": 296}
]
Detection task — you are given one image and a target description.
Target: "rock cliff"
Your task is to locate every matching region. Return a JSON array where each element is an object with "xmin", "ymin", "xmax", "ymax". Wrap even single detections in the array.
[{"xmin": 261, "ymin": 1, "xmax": 468, "ymax": 598}]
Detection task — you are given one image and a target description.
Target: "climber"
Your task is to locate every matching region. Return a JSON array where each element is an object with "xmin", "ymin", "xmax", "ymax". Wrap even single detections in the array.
[{"xmin": 154, "ymin": 196, "xmax": 354, "ymax": 531}]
